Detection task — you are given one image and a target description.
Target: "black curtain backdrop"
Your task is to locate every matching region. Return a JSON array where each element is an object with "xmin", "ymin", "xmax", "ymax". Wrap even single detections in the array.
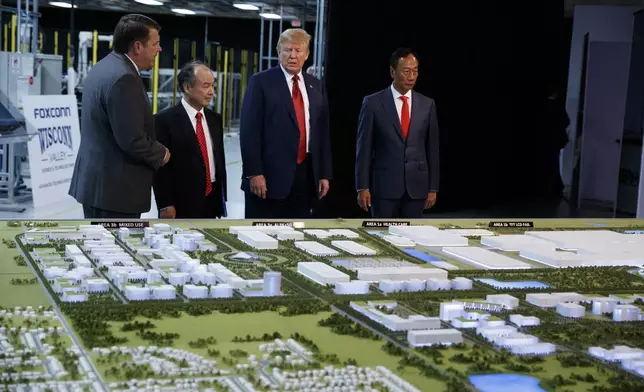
[{"xmin": 318, "ymin": 0, "xmax": 565, "ymax": 219}]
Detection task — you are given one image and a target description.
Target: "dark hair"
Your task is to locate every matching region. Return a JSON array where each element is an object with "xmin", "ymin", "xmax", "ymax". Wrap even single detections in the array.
[
  {"xmin": 112, "ymin": 14, "xmax": 161, "ymax": 54},
  {"xmin": 178, "ymin": 61, "xmax": 208, "ymax": 93},
  {"xmin": 390, "ymin": 47, "xmax": 417, "ymax": 69}
]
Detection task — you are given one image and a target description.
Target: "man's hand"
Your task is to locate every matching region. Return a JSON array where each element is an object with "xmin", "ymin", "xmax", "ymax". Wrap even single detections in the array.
[
  {"xmin": 250, "ymin": 175, "xmax": 267, "ymax": 199},
  {"xmin": 425, "ymin": 191, "xmax": 437, "ymax": 209},
  {"xmin": 159, "ymin": 206, "xmax": 176, "ymax": 219},
  {"xmin": 318, "ymin": 179, "xmax": 330, "ymax": 199},
  {"xmin": 162, "ymin": 148, "xmax": 171, "ymax": 165},
  {"xmin": 357, "ymin": 190, "xmax": 371, "ymax": 211}
]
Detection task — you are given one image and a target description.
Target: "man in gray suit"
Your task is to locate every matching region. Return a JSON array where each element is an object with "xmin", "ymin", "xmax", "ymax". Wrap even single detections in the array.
[
  {"xmin": 68, "ymin": 14, "xmax": 170, "ymax": 219},
  {"xmin": 355, "ymin": 48, "xmax": 439, "ymax": 218}
]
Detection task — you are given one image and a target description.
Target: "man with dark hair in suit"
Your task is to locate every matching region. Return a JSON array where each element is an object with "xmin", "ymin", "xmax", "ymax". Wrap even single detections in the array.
[
  {"xmin": 355, "ymin": 48, "xmax": 440, "ymax": 218},
  {"xmin": 69, "ymin": 14, "xmax": 170, "ymax": 219},
  {"xmin": 153, "ymin": 61, "xmax": 227, "ymax": 219},
  {"xmin": 240, "ymin": 28, "xmax": 332, "ymax": 218}
]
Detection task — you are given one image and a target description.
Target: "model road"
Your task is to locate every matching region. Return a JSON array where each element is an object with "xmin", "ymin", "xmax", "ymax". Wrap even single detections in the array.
[{"xmin": 16, "ymin": 237, "xmax": 109, "ymax": 392}]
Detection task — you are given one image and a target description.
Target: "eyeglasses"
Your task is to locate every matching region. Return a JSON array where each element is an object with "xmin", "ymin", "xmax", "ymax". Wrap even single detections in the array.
[{"xmin": 401, "ymin": 70, "xmax": 418, "ymax": 77}]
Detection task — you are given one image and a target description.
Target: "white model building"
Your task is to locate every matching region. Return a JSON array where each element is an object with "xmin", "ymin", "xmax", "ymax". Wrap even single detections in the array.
[
  {"xmin": 183, "ymin": 284, "xmax": 209, "ymax": 299},
  {"xmin": 238, "ymin": 230, "xmax": 279, "ymax": 250},
  {"xmin": 295, "ymin": 241, "xmax": 340, "ymax": 256},
  {"xmin": 263, "ymin": 271, "xmax": 282, "ymax": 297},
  {"xmin": 297, "ymin": 262, "xmax": 350, "ymax": 285},
  {"xmin": 210, "ymin": 284, "xmax": 233, "ymax": 298},
  {"xmin": 379, "ymin": 280, "xmax": 406, "ymax": 293},
  {"xmin": 304, "ymin": 229, "xmax": 332, "ymax": 238},
  {"xmin": 191, "ymin": 270, "xmax": 216, "ymax": 285},
  {"xmin": 556, "ymin": 302, "xmax": 585, "ymax": 318},
  {"xmin": 151, "ymin": 285, "xmax": 176, "ymax": 300},
  {"xmin": 486, "ymin": 294, "xmax": 519, "ymax": 309},
  {"xmin": 443, "ymin": 246, "xmax": 533, "ymax": 269},
  {"xmin": 65, "ymin": 244, "xmax": 83, "ymax": 258},
  {"xmin": 82, "ymin": 278, "xmax": 110, "ymax": 293},
  {"xmin": 348, "ymin": 302, "xmax": 442, "ymax": 331},
  {"xmin": 168, "ymin": 272, "xmax": 190, "ymax": 286},
  {"xmin": 510, "ymin": 314, "xmax": 541, "ymax": 327},
  {"xmin": 592, "ymin": 298, "xmax": 619, "ymax": 315},
  {"xmin": 277, "ymin": 231, "xmax": 304, "ymax": 241},
  {"xmin": 440, "ymin": 302, "xmax": 465, "ymax": 321},
  {"xmin": 334, "ymin": 281, "xmax": 370, "ymax": 295},
  {"xmin": 382, "ymin": 234, "xmax": 416, "ymax": 247},
  {"xmin": 526, "ymin": 293, "xmax": 560, "ymax": 308},
  {"xmin": 589, "ymin": 346, "xmax": 644, "ymax": 362},
  {"xmin": 511, "ymin": 343, "xmax": 556, "ymax": 356},
  {"xmin": 388, "ymin": 225, "xmax": 466, "ymax": 246},
  {"xmin": 613, "ymin": 305, "xmax": 642, "ymax": 322},
  {"xmin": 427, "ymin": 278, "xmax": 451, "ymax": 291},
  {"xmin": 357, "ymin": 266, "xmax": 447, "ymax": 282},
  {"xmin": 125, "ymin": 286, "xmax": 151, "ymax": 301},
  {"xmin": 404, "ymin": 279, "xmax": 426, "ymax": 292},
  {"xmin": 331, "ymin": 240, "xmax": 377, "ymax": 255},
  {"xmin": 408, "ymin": 329, "xmax": 463, "ymax": 346},
  {"xmin": 451, "ymin": 277, "xmax": 473, "ymax": 290},
  {"xmin": 328, "ymin": 229, "xmax": 360, "ymax": 238}
]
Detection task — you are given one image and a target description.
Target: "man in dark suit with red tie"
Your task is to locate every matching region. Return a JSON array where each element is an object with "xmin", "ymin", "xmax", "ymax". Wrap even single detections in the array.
[
  {"xmin": 153, "ymin": 61, "xmax": 227, "ymax": 218},
  {"xmin": 240, "ymin": 28, "xmax": 332, "ymax": 218},
  {"xmin": 355, "ymin": 48, "xmax": 440, "ymax": 218}
]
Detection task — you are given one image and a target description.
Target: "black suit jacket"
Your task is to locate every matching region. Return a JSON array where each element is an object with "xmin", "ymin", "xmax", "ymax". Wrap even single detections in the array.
[
  {"xmin": 68, "ymin": 52, "xmax": 166, "ymax": 213},
  {"xmin": 153, "ymin": 104, "xmax": 227, "ymax": 218}
]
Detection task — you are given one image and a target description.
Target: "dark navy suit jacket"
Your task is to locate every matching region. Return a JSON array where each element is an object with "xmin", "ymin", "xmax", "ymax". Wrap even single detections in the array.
[
  {"xmin": 355, "ymin": 87, "xmax": 440, "ymax": 200},
  {"xmin": 240, "ymin": 66, "xmax": 332, "ymax": 199}
]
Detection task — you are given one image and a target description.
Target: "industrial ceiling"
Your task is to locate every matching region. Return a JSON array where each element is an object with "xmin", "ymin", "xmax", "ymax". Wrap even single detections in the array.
[{"xmin": 8, "ymin": 1, "xmax": 320, "ymax": 22}]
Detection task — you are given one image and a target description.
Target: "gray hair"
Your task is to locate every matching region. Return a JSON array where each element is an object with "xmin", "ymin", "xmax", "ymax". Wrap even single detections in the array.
[{"xmin": 177, "ymin": 60, "xmax": 208, "ymax": 93}]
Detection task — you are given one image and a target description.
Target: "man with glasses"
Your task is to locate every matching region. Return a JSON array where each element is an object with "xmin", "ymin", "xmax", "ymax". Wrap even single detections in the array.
[{"xmin": 355, "ymin": 48, "xmax": 440, "ymax": 218}]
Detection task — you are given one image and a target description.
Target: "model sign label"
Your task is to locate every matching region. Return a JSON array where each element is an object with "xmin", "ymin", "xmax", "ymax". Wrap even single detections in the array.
[
  {"xmin": 362, "ymin": 221, "xmax": 410, "ymax": 227},
  {"xmin": 488, "ymin": 221, "xmax": 534, "ymax": 228}
]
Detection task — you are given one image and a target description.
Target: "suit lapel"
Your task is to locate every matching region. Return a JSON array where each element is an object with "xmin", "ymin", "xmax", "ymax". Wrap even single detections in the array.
[
  {"xmin": 304, "ymin": 73, "xmax": 319, "ymax": 133},
  {"xmin": 381, "ymin": 88, "xmax": 405, "ymax": 142},
  {"xmin": 272, "ymin": 67, "xmax": 300, "ymax": 130},
  {"xmin": 175, "ymin": 105, "xmax": 202, "ymax": 156},
  {"xmin": 408, "ymin": 90, "xmax": 422, "ymax": 140}
]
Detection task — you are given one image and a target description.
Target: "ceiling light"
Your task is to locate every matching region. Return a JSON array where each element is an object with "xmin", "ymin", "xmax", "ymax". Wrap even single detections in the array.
[
  {"xmin": 135, "ymin": 0, "xmax": 163, "ymax": 5},
  {"xmin": 171, "ymin": 8, "xmax": 196, "ymax": 15},
  {"xmin": 259, "ymin": 12, "xmax": 281, "ymax": 19},
  {"xmin": 49, "ymin": 1, "xmax": 78, "ymax": 8},
  {"xmin": 233, "ymin": 3, "xmax": 260, "ymax": 11}
]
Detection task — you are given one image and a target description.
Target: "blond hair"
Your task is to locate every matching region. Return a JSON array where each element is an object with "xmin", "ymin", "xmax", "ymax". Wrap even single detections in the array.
[{"xmin": 277, "ymin": 28, "xmax": 311, "ymax": 52}]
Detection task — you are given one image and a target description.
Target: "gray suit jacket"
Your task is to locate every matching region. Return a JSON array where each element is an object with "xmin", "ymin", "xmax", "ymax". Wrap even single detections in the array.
[
  {"xmin": 355, "ymin": 87, "xmax": 440, "ymax": 200},
  {"xmin": 68, "ymin": 52, "xmax": 166, "ymax": 213}
]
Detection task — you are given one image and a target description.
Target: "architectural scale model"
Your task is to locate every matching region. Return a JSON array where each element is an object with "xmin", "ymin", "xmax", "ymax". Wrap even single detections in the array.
[{"xmin": 1, "ymin": 218, "xmax": 644, "ymax": 391}]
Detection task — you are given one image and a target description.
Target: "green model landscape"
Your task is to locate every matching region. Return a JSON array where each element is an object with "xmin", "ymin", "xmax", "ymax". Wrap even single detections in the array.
[{"xmin": 1, "ymin": 218, "xmax": 644, "ymax": 392}]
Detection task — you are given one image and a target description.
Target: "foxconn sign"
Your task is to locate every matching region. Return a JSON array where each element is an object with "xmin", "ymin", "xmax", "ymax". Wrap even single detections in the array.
[{"xmin": 23, "ymin": 95, "xmax": 81, "ymax": 208}]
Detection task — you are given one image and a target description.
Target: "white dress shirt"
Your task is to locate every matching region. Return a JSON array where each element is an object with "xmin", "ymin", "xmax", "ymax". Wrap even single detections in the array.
[
  {"xmin": 281, "ymin": 65, "xmax": 310, "ymax": 152},
  {"xmin": 391, "ymin": 84, "xmax": 412, "ymax": 122},
  {"xmin": 124, "ymin": 54, "xmax": 140, "ymax": 74},
  {"xmin": 181, "ymin": 98, "xmax": 216, "ymax": 182}
]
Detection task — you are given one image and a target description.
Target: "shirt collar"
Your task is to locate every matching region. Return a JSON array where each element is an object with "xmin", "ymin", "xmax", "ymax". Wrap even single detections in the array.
[
  {"xmin": 181, "ymin": 97, "xmax": 205, "ymax": 120},
  {"xmin": 391, "ymin": 84, "xmax": 412, "ymax": 100},
  {"xmin": 124, "ymin": 54, "xmax": 140, "ymax": 74},
  {"xmin": 280, "ymin": 64, "xmax": 304, "ymax": 82}
]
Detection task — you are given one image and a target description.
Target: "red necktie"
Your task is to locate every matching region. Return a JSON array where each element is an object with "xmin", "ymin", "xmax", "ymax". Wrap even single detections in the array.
[
  {"xmin": 400, "ymin": 96, "xmax": 410, "ymax": 139},
  {"xmin": 195, "ymin": 112, "xmax": 212, "ymax": 196},
  {"xmin": 292, "ymin": 75, "xmax": 307, "ymax": 164}
]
